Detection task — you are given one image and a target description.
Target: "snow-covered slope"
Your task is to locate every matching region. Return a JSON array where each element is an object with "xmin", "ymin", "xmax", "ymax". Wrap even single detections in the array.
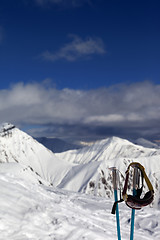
[
  {"xmin": 0, "ymin": 162, "xmax": 49, "ymax": 185},
  {"xmin": 0, "ymin": 171, "xmax": 160, "ymax": 240}
]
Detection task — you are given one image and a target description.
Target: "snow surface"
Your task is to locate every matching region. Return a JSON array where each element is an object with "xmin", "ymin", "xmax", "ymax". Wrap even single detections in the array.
[{"xmin": 0, "ymin": 171, "xmax": 160, "ymax": 240}]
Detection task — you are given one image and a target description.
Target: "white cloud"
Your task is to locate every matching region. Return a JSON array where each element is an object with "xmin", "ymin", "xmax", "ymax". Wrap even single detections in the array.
[
  {"xmin": 41, "ymin": 35, "xmax": 106, "ymax": 62},
  {"xmin": 1, "ymin": 81, "xmax": 160, "ymax": 140},
  {"xmin": 84, "ymin": 114, "xmax": 125, "ymax": 124}
]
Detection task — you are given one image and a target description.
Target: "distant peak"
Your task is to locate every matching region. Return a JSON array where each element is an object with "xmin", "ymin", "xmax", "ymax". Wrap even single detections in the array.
[
  {"xmin": 99, "ymin": 136, "xmax": 129, "ymax": 145},
  {"xmin": 0, "ymin": 123, "xmax": 16, "ymax": 136}
]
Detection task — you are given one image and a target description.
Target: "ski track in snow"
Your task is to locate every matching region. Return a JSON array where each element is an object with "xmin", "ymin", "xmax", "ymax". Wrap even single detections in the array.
[{"xmin": 0, "ymin": 173, "xmax": 159, "ymax": 240}]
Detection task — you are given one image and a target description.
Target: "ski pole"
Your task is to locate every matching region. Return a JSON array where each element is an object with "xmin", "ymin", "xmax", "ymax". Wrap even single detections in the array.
[
  {"xmin": 130, "ymin": 167, "xmax": 139, "ymax": 240},
  {"xmin": 111, "ymin": 167, "xmax": 121, "ymax": 240}
]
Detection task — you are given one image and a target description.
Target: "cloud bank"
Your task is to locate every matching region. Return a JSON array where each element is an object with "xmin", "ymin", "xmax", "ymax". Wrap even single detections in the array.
[
  {"xmin": 1, "ymin": 81, "xmax": 160, "ymax": 141},
  {"xmin": 41, "ymin": 35, "xmax": 106, "ymax": 62}
]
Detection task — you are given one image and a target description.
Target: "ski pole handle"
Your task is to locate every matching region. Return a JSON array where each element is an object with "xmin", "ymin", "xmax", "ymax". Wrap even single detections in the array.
[
  {"xmin": 130, "ymin": 166, "xmax": 140, "ymax": 240},
  {"xmin": 110, "ymin": 167, "xmax": 118, "ymax": 190},
  {"xmin": 133, "ymin": 167, "xmax": 139, "ymax": 190},
  {"xmin": 110, "ymin": 167, "xmax": 121, "ymax": 240}
]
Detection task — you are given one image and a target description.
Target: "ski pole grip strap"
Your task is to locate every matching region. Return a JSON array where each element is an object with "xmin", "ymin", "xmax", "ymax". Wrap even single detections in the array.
[
  {"xmin": 142, "ymin": 170, "xmax": 154, "ymax": 191},
  {"xmin": 122, "ymin": 169, "xmax": 129, "ymax": 197},
  {"xmin": 131, "ymin": 162, "xmax": 154, "ymax": 192},
  {"xmin": 111, "ymin": 199, "xmax": 124, "ymax": 214},
  {"xmin": 111, "ymin": 202, "xmax": 117, "ymax": 214}
]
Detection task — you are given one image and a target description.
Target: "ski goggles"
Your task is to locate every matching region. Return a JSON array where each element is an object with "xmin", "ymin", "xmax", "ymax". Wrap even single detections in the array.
[{"xmin": 125, "ymin": 190, "xmax": 154, "ymax": 210}]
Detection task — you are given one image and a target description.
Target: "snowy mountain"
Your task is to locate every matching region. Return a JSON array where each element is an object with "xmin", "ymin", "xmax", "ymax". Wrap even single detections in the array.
[
  {"xmin": 0, "ymin": 123, "xmax": 73, "ymax": 186},
  {"xmin": 56, "ymin": 137, "xmax": 160, "ymax": 206},
  {"xmin": 0, "ymin": 123, "xmax": 160, "ymax": 209},
  {"xmin": 36, "ymin": 136, "xmax": 81, "ymax": 153}
]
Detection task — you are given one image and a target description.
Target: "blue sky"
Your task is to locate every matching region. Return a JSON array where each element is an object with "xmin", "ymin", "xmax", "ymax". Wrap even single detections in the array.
[{"xmin": 0, "ymin": 0, "xmax": 160, "ymax": 142}]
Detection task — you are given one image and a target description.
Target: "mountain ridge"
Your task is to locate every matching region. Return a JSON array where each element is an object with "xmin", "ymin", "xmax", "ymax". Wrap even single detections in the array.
[
  {"xmin": 56, "ymin": 136, "xmax": 160, "ymax": 164},
  {"xmin": 0, "ymin": 123, "xmax": 159, "ymax": 209}
]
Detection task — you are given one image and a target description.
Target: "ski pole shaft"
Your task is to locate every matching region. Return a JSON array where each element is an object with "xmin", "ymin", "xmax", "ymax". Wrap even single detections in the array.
[
  {"xmin": 130, "ymin": 167, "xmax": 139, "ymax": 240},
  {"xmin": 130, "ymin": 192, "xmax": 136, "ymax": 240},
  {"xmin": 112, "ymin": 168, "xmax": 121, "ymax": 240}
]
